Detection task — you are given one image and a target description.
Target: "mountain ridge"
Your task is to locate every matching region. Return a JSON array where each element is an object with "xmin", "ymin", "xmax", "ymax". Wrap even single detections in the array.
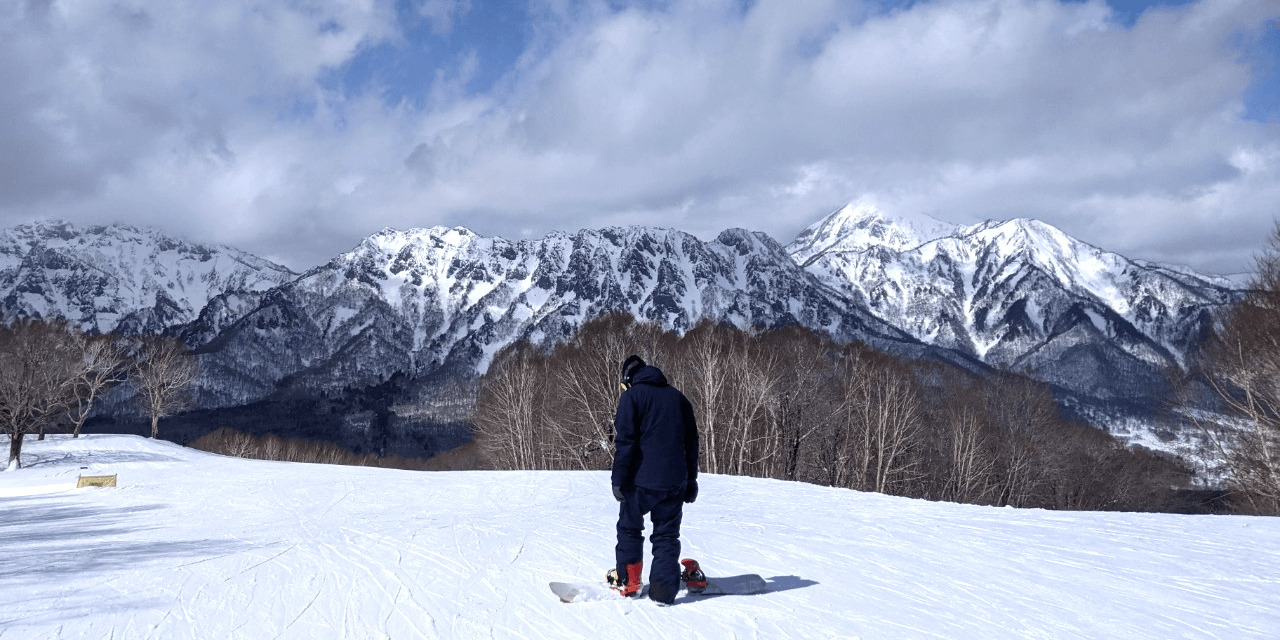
[
  {"xmin": 788, "ymin": 204, "xmax": 1239, "ymax": 387},
  {"xmin": 182, "ymin": 221, "xmax": 955, "ymax": 409},
  {"xmin": 0, "ymin": 219, "xmax": 297, "ymax": 335},
  {"xmin": 0, "ymin": 210, "xmax": 1245, "ymax": 452}
]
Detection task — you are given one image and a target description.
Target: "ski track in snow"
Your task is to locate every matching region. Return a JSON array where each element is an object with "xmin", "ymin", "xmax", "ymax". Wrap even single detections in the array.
[{"xmin": 2, "ymin": 435, "xmax": 1279, "ymax": 639}]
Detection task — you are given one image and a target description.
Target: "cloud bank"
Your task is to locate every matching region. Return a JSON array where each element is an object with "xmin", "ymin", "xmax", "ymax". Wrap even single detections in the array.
[{"xmin": 1, "ymin": 0, "xmax": 1277, "ymax": 274}]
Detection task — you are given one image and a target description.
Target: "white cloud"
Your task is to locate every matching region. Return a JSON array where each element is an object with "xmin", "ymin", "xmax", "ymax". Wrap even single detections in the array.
[{"xmin": 0, "ymin": 0, "xmax": 1277, "ymax": 275}]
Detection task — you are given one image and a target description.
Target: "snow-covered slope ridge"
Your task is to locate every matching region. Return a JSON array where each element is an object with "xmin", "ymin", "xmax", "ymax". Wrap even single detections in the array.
[
  {"xmin": 789, "ymin": 203, "xmax": 1241, "ymax": 399},
  {"xmin": 188, "ymin": 224, "xmax": 926, "ymax": 407},
  {"xmin": 3, "ymin": 434, "xmax": 1278, "ymax": 639},
  {"xmin": 0, "ymin": 220, "xmax": 296, "ymax": 334}
]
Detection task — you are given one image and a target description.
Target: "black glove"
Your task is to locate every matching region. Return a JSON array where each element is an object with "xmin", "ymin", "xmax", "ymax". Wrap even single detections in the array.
[
  {"xmin": 612, "ymin": 485, "xmax": 625, "ymax": 502},
  {"xmin": 684, "ymin": 480, "xmax": 698, "ymax": 504}
]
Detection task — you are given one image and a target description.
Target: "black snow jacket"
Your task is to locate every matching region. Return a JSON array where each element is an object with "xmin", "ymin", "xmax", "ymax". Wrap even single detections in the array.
[{"xmin": 611, "ymin": 365, "xmax": 699, "ymax": 492}]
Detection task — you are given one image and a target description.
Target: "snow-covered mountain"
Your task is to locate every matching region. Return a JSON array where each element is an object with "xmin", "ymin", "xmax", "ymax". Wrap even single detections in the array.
[
  {"xmin": 0, "ymin": 211, "xmax": 1243, "ymax": 428},
  {"xmin": 5, "ymin": 434, "xmax": 1280, "ymax": 639},
  {"xmin": 789, "ymin": 204, "xmax": 1242, "ymax": 402},
  {"xmin": 186, "ymin": 225, "xmax": 960, "ymax": 408},
  {"xmin": 0, "ymin": 221, "xmax": 296, "ymax": 334}
]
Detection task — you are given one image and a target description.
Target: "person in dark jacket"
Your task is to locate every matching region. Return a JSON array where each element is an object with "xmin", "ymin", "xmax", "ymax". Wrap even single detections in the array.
[{"xmin": 608, "ymin": 355, "xmax": 699, "ymax": 604}]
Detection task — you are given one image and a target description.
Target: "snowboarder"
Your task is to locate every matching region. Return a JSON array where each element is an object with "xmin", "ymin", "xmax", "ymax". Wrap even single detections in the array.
[{"xmin": 608, "ymin": 355, "xmax": 700, "ymax": 604}]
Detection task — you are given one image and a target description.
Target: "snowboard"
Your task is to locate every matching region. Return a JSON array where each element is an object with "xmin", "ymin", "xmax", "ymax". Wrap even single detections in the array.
[{"xmin": 549, "ymin": 573, "xmax": 767, "ymax": 603}]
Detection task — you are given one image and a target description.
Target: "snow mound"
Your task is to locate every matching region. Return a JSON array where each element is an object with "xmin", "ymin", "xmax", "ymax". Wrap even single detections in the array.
[{"xmin": 2, "ymin": 435, "xmax": 1278, "ymax": 639}]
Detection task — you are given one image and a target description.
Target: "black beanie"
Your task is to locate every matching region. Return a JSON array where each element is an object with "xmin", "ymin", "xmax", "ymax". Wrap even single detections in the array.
[{"xmin": 620, "ymin": 355, "xmax": 645, "ymax": 385}]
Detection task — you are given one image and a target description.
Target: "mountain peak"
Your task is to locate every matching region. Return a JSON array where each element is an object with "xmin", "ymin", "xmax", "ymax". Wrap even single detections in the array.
[
  {"xmin": 787, "ymin": 202, "xmax": 960, "ymax": 265},
  {"xmin": 353, "ymin": 225, "xmax": 483, "ymax": 257}
]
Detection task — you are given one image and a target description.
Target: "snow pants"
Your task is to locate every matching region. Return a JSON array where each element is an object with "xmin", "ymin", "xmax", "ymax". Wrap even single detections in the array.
[{"xmin": 615, "ymin": 484, "xmax": 685, "ymax": 604}]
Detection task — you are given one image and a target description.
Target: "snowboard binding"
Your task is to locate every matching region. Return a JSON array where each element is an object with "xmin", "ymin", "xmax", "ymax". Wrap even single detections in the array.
[
  {"xmin": 680, "ymin": 558, "xmax": 707, "ymax": 594},
  {"xmin": 607, "ymin": 563, "xmax": 643, "ymax": 597}
]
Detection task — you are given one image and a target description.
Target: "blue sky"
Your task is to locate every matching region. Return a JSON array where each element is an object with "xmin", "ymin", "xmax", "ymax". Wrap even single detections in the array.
[
  {"xmin": 2, "ymin": 0, "xmax": 1278, "ymax": 274},
  {"xmin": 324, "ymin": 1, "xmax": 531, "ymax": 108}
]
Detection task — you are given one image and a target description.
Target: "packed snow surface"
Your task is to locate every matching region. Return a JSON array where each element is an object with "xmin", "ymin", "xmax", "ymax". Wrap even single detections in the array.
[{"xmin": 3, "ymin": 435, "xmax": 1279, "ymax": 639}]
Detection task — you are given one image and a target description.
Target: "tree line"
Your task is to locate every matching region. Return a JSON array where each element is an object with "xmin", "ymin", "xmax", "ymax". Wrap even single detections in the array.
[
  {"xmin": 189, "ymin": 427, "xmax": 482, "ymax": 471},
  {"xmin": 473, "ymin": 313, "xmax": 1187, "ymax": 512},
  {"xmin": 0, "ymin": 318, "xmax": 197, "ymax": 469},
  {"xmin": 1185, "ymin": 225, "xmax": 1280, "ymax": 515}
]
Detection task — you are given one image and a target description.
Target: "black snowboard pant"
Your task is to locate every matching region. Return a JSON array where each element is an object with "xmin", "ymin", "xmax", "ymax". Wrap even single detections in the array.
[{"xmin": 615, "ymin": 484, "xmax": 685, "ymax": 603}]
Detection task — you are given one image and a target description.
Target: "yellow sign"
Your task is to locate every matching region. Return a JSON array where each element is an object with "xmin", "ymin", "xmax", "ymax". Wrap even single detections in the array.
[{"xmin": 77, "ymin": 474, "xmax": 117, "ymax": 488}]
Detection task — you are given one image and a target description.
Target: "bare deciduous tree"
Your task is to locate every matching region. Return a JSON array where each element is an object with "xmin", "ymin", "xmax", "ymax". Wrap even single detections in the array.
[
  {"xmin": 68, "ymin": 334, "xmax": 131, "ymax": 438},
  {"xmin": 940, "ymin": 404, "xmax": 995, "ymax": 504},
  {"xmin": 0, "ymin": 319, "xmax": 83, "ymax": 468},
  {"xmin": 984, "ymin": 374, "xmax": 1059, "ymax": 507},
  {"xmin": 473, "ymin": 342, "xmax": 546, "ymax": 469},
  {"xmin": 834, "ymin": 350, "xmax": 924, "ymax": 495},
  {"xmin": 1191, "ymin": 225, "xmax": 1280, "ymax": 514},
  {"xmin": 722, "ymin": 329, "xmax": 782, "ymax": 478},
  {"xmin": 132, "ymin": 336, "xmax": 198, "ymax": 439},
  {"xmin": 680, "ymin": 321, "xmax": 731, "ymax": 474},
  {"xmin": 762, "ymin": 327, "xmax": 839, "ymax": 482}
]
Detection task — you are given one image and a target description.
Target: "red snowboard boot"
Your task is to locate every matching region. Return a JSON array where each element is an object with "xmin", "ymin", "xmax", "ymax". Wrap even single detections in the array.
[{"xmin": 607, "ymin": 562, "xmax": 644, "ymax": 597}]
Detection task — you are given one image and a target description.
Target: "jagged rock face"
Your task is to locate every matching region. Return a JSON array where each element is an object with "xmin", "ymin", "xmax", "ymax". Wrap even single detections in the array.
[
  {"xmin": 0, "ymin": 221, "xmax": 296, "ymax": 334},
  {"xmin": 789, "ymin": 204, "xmax": 1242, "ymax": 400},
  {"xmin": 187, "ymin": 225, "xmax": 935, "ymax": 408}
]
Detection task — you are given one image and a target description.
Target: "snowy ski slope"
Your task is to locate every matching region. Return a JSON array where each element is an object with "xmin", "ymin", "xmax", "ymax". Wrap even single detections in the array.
[{"xmin": 2, "ymin": 435, "xmax": 1278, "ymax": 639}]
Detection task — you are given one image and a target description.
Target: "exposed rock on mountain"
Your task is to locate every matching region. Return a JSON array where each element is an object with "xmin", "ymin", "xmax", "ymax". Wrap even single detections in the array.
[
  {"xmin": 788, "ymin": 203, "xmax": 1241, "ymax": 402},
  {"xmin": 186, "ymin": 224, "xmax": 957, "ymax": 408},
  {"xmin": 0, "ymin": 220, "xmax": 296, "ymax": 334}
]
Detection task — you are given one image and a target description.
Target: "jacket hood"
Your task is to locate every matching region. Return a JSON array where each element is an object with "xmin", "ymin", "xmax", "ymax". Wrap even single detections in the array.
[{"xmin": 630, "ymin": 365, "xmax": 669, "ymax": 387}]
